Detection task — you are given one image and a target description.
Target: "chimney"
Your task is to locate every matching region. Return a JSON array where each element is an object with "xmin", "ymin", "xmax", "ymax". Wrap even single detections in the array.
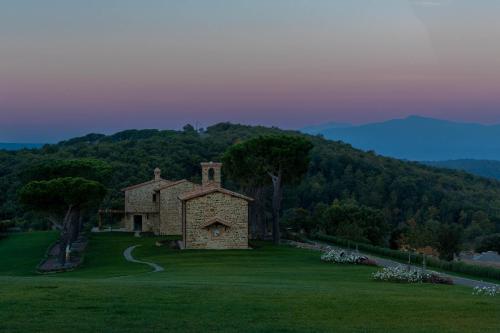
[
  {"xmin": 201, "ymin": 162, "xmax": 222, "ymax": 188},
  {"xmin": 154, "ymin": 167, "xmax": 161, "ymax": 181}
]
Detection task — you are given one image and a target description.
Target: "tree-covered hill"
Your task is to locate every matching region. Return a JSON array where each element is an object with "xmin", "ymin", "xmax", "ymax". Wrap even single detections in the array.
[{"xmin": 1, "ymin": 123, "xmax": 500, "ymax": 250}]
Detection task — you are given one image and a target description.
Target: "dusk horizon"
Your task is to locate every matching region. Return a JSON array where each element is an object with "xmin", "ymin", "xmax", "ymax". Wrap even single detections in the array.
[
  {"xmin": 3, "ymin": 114, "xmax": 500, "ymax": 144},
  {"xmin": 2, "ymin": 0, "xmax": 500, "ymax": 142}
]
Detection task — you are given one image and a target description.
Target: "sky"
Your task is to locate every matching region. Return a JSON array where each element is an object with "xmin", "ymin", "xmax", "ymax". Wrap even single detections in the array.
[{"xmin": 1, "ymin": 0, "xmax": 500, "ymax": 142}]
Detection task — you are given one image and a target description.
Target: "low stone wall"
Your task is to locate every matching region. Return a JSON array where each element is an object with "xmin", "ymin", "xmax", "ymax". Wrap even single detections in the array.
[
  {"xmin": 37, "ymin": 236, "xmax": 88, "ymax": 273},
  {"xmin": 285, "ymin": 240, "xmax": 332, "ymax": 253}
]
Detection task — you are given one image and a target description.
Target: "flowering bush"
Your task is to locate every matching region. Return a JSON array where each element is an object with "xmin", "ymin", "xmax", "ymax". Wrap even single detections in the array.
[
  {"xmin": 372, "ymin": 265, "xmax": 453, "ymax": 284},
  {"xmin": 473, "ymin": 286, "xmax": 499, "ymax": 296},
  {"xmin": 320, "ymin": 249, "xmax": 369, "ymax": 264},
  {"xmin": 372, "ymin": 265, "xmax": 425, "ymax": 283}
]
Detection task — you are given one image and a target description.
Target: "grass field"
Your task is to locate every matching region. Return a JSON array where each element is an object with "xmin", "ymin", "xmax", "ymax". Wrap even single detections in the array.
[{"xmin": 1, "ymin": 232, "xmax": 499, "ymax": 333}]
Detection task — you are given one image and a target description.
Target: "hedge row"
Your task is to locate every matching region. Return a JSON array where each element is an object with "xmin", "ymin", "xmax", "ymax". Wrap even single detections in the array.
[{"xmin": 313, "ymin": 233, "xmax": 500, "ymax": 282}]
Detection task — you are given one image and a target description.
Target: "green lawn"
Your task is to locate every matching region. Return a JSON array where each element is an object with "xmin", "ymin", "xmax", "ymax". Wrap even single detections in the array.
[
  {"xmin": 1, "ymin": 232, "xmax": 499, "ymax": 333},
  {"xmin": 0, "ymin": 231, "xmax": 58, "ymax": 275}
]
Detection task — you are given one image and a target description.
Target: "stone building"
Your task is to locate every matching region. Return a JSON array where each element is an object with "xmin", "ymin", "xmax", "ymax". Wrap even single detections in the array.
[
  {"xmin": 121, "ymin": 162, "xmax": 252, "ymax": 249},
  {"xmin": 179, "ymin": 163, "xmax": 253, "ymax": 249},
  {"xmin": 121, "ymin": 168, "xmax": 171, "ymax": 233}
]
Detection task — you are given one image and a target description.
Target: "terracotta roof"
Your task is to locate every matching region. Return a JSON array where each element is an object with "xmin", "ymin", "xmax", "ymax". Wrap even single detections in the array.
[
  {"xmin": 121, "ymin": 179, "xmax": 170, "ymax": 192},
  {"xmin": 178, "ymin": 186, "xmax": 253, "ymax": 202},
  {"xmin": 201, "ymin": 217, "xmax": 232, "ymax": 229},
  {"xmin": 201, "ymin": 161, "xmax": 222, "ymax": 167},
  {"xmin": 156, "ymin": 179, "xmax": 193, "ymax": 191}
]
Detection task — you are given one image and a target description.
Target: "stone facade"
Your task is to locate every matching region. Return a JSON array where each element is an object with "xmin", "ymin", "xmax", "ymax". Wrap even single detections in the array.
[
  {"xmin": 122, "ymin": 163, "xmax": 252, "ymax": 249},
  {"xmin": 201, "ymin": 162, "xmax": 222, "ymax": 187},
  {"xmin": 158, "ymin": 180, "xmax": 199, "ymax": 235},
  {"xmin": 123, "ymin": 178, "xmax": 168, "ymax": 233},
  {"xmin": 181, "ymin": 190, "xmax": 250, "ymax": 249}
]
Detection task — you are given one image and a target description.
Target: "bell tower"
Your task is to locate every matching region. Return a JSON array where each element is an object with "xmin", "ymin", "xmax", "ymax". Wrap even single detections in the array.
[
  {"xmin": 201, "ymin": 162, "xmax": 222, "ymax": 188},
  {"xmin": 154, "ymin": 167, "xmax": 161, "ymax": 181}
]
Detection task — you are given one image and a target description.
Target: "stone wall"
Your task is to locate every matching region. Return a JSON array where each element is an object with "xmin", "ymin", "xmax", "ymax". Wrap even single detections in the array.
[
  {"xmin": 184, "ymin": 192, "xmax": 248, "ymax": 249},
  {"xmin": 124, "ymin": 212, "xmax": 159, "ymax": 233},
  {"xmin": 124, "ymin": 179, "xmax": 168, "ymax": 233},
  {"xmin": 201, "ymin": 162, "xmax": 222, "ymax": 187},
  {"xmin": 159, "ymin": 181, "xmax": 199, "ymax": 235},
  {"xmin": 125, "ymin": 180, "xmax": 167, "ymax": 213}
]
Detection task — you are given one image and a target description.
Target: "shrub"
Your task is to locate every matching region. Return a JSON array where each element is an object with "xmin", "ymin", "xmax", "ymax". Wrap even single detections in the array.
[
  {"xmin": 0, "ymin": 220, "xmax": 15, "ymax": 233},
  {"xmin": 476, "ymin": 234, "xmax": 500, "ymax": 253},
  {"xmin": 472, "ymin": 286, "xmax": 499, "ymax": 296},
  {"xmin": 424, "ymin": 274, "xmax": 453, "ymax": 285},
  {"xmin": 321, "ymin": 248, "xmax": 372, "ymax": 265},
  {"xmin": 372, "ymin": 266, "xmax": 452, "ymax": 284},
  {"xmin": 373, "ymin": 266, "xmax": 424, "ymax": 283}
]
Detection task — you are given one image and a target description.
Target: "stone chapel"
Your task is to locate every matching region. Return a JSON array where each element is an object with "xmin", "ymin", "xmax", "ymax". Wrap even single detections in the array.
[{"xmin": 121, "ymin": 162, "xmax": 252, "ymax": 249}]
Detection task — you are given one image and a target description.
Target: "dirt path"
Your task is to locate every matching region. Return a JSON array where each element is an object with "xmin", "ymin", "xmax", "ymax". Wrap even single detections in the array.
[{"xmin": 123, "ymin": 245, "xmax": 164, "ymax": 273}]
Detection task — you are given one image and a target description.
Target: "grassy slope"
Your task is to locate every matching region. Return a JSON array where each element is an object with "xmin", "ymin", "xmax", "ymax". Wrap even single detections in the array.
[
  {"xmin": 0, "ymin": 231, "xmax": 57, "ymax": 275},
  {"xmin": 0, "ymin": 232, "xmax": 499, "ymax": 333}
]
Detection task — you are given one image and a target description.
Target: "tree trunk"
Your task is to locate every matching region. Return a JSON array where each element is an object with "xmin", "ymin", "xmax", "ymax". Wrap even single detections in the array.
[
  {"xmin": 58, "ymin": 205, "xmax": 80, "ymax": 265},
  {"xmin": 270, "ymin": 171, "xmax": 282, "ymax": 244},
  {"xmin": 247, "ymin": 187, "xmax": 265, "ymax": 240},
  {"xmin": 255, "ymin": 187, "xmax": 266, "ymax": 240},
  {"xmin": 58, "ymin": 206, "xmax": 73, "ymax": 265},
  {"xmin": 69, "ymin": 207, "xmax": 81, "ymax": 243},
  {"xmin": 78, "ymin": 214, "xmax": 84, "ymax": 235},
  {"xmin": 247, "ymin": 187, "xmax": 258, "ymax": 240}
]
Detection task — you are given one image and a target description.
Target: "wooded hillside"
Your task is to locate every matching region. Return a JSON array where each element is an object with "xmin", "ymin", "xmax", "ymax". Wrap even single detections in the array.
[{"xmin": 1, "ymin": 123, "xmax": 500, "ymax": 251}]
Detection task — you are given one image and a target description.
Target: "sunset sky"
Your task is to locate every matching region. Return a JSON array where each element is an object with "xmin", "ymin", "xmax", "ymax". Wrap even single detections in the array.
[{"xmin": 1, "ymin": 0, "xmax": 500, "ymax": 142}]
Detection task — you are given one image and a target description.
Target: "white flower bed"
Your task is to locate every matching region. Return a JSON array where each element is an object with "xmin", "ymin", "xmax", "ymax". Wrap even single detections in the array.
[
  {"xmin": 372, "ymin": 265, "xmax": 428, "ymax": 283},
  {"xmin": 321, "ymin": 249, "xmax": 366, "ymax": 264},
  {"xmin": 473, "ymin": 286, "xmax": 499, "ymax": 296}
]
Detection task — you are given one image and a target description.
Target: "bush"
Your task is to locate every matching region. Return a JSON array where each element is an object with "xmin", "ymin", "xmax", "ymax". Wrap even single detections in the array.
[
  {"xmin": 476, "ymin": 234, "xmax": 500, "ymax": 253},
  {"xmin": 0, "ymin": 220, "xmax": 15, "ymax": 233},
  {"xmin": 373, "ymin": 266, "xmax": 424, "ymax": 283},
  {"xmin": 314, "ymin": 233, "xmax": 500, "ymax": 281},
  {"xmin": 372, "ymin": 266, "xmax": 452, "ymax": 284},
  {"xmin": 284, "ymin": 231, "xmax": 310, "ymax": 243},
  {"xmin": 473, "ymin": 286, "xmax": 499, "ymax": 296},
  {"xmin": 321, "ymin": 249, "xmax": 369, "ymax": 265}
]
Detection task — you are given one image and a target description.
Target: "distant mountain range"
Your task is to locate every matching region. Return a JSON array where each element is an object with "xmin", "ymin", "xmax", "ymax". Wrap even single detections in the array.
[
  {"xmin": 302, "ymin": 116, "xmax": 500, "ymax": 161},
  {"xmin": 423, "ymin": 159, "xmax": 500, "ymax": 180},
  {"xmin": 0, "ymin": 143, "xmax": 45, "ymax": 151}
]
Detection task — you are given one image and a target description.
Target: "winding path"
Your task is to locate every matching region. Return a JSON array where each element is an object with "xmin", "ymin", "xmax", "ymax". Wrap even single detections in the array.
[{"xmin": 123, "ymin": 245, "xmax": 164, "ymax": 272}]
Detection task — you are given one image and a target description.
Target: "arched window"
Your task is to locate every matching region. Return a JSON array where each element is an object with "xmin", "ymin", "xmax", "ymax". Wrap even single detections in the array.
[{"xmin": 208, "ymin": 168, "xmax": 215, "ymax": 181}]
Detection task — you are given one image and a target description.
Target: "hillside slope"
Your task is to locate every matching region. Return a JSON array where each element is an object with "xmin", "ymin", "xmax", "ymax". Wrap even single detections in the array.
[{"xmin": 1, "ymin": 123, "xmax": 500, "ymax": 236}]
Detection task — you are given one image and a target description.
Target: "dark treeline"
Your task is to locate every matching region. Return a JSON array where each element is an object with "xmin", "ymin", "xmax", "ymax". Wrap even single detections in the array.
[{"xmin": 1, "ymin": 123, "xmax": 500, "ymax": 256}]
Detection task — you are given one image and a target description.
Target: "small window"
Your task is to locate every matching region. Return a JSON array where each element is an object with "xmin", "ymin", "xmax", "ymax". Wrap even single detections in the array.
[
  {"xmin": 152, "ymin": 193, "xmax": 157, "ymax": 203},
  {"xmin": 208, "ymin": 168, "xmax": 215, "ymax": 181}
]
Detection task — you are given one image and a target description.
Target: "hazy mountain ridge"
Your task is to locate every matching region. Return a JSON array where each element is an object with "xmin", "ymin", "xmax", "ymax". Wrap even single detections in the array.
[
  {"xmin": 424, "ymin": 159, "xmax": 500, "ymax": 180},
  {"xmin": 302, "ymin": 116, "xmax": 500, "ymax": 161},
  {"xmin": 0, "ymin": 143, "xmax": 45, "ymax": 151}
]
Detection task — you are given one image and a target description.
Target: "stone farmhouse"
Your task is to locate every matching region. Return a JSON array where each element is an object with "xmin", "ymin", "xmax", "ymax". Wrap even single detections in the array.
[{"xmin": 121, "ymin": 162, "xmax": 252, "ymax": 249}]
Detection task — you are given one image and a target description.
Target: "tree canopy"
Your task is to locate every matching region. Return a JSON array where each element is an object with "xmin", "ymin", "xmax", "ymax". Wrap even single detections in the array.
[
  {"xmin": 223, "ymin": 135, "xmax": 313, "ymax": 243},
  {"xmin": 19, "ymin": 177, "xmax": 106, "ymax": 214},
  {"xmin": 18, "ymin": 159, "xmax": 109, "ymax": 264}
]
